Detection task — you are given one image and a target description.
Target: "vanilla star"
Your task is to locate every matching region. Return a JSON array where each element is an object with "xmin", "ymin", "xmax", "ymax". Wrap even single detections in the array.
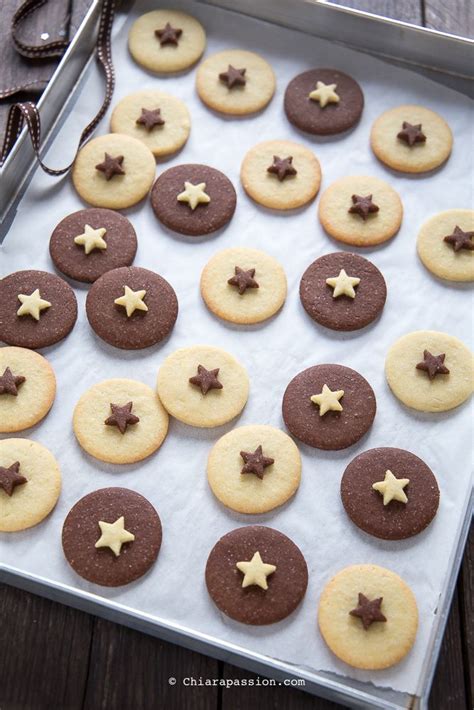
[
  {"xmin": 17, "ymin": 289, "xmax": 51, "ymax": 321},
  {"xmin": 310, "ymin": 384, "xmax": 344, "ymax": 416},
  {"xmin": 95, "ymin": 516, "xmax": 135, "ymax": 557},
  {"xmin": 372, "ymin": 470, "xmax": 410, "ymax": 505},
  {"xmin": 177, "ymin": 182, "xmax": 210, "ymax": 210},
  {"xmin": 114, "ymin": 286, "xmax": 148, "ymax": 317},
  {"xmin": 236, "ymin": 551, "xmax": 276, "ymax": 590},
  {"xmin": 74, "ymin": 224, "xmax": 107, "ymax": 255},
  {"xmin": 309, "ymin": 81, "xmax": 340, "ymax": 108},
  {"xmin": 326, "ymin": 269, "xmax": 361, "ymax": 298}
]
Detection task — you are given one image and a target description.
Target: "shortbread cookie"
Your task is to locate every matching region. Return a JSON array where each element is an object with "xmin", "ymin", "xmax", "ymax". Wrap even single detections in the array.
[
  {"xmin": 128, "ymin": 10, "xmax": 206, "ymax": 73},
  {"xmin": 385, "ymin": 330, "xmax": 473, "ymax": 412},
  {"xmin": 371, "ymin": 105, "xmax": 452, "ymax": 173},
  {"xmin": 0, "ymin": 270, "xmax": 77, "ymax": 349},
  {"xmin": 0, "ymin": 347, "xmax": 56, "ymax": 433},
  {"xmin": 240, "ymin": 140, "xmax": 321, "ymax": 210},
  {"xmin": 62, "ymin": 487, "xmax": 162, "ymax": 586},
  {"xmin": 86, "ymin": 266, "xmax": 178, "ymax": 350},
  {"xmin": 72, "ymin": 133, "xmax": 156, "ymax": 209},
  {"xmin": 284, "ymin": 69, "xmax": 364, "ymax": 135},
  {"xmin": 207, "ymin": 425, "xmax": 301, "ymax": 514},
  {"xmin": 318, "ymin": 564, "xmax": 418, "ymax": 670},
  {"xmin": 111, "ymin": 90, "xmax": 191, "ymax": 157},
  {"xmin": 200, "ymin": 247, "xmax": 287, "ymax": 324},
  {"xmin": 0, "ymin": 438, "xmax": 61, "ymax": 532},
  {"xmin": 156, "ymin": 345, "xmax": 249, "ymax": 428},
  {"xmin": 206, "ymin": 526, "xmax": 308, "ymax": 625},
  {"xmin": 318, "ymin": 175, "xmax": 403, "ymax": 246},
  {"xmin": 196, "ymin": 50, "xmax": 275, "ymax": 116},
  {"xmin": 417, "ymin": 209, "xmax": 474, "ymax": 282},
  {"xmin": 73, "ymin": 379, "xmax": 169, "ymax": 464},
  {"xmin": 49, "ymin": 208, "xmax": 137, "ymax": 283}
]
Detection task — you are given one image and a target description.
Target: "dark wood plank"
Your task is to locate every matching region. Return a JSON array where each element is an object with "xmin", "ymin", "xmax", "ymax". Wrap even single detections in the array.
[
  {"xmin": 459, "ymin": 524, "xmax": 473, "ymax": 709},
  {"xmin": 424, "ymin": 0, "xmax": 474, "ymax": 38},
  {"xmin": 327, "ymin": 0, "xmax": 422, "ymax": 24}
]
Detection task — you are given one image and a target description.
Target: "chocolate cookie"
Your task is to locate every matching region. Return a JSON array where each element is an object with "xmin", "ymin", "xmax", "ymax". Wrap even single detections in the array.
[
  {"xmin": 300, "ymin": 252, "xmax": 387, "ymax": 331},
  {"xmin": 86, "ymin": 266, "xmax": 178, "ymax": 350},
  {"xmin": 284, "ymin": 69, "xmax": 364, "ymax": 136},
  {"xmin": 341, "ymin": 447, "xmax": 440, "ymax": 540},
  {"xmin": 62, "ymin": 487, "xmax": 162, "ymax": 587},
  {"xmin": 50, "ymin": 208, "xmax": 137, "ymax": 283},
  {"xmin": 0, "ymin": 270, "xmax": 78, "ymax": 349},
  {"xmin": 150, "ymin": 164, "xmax": 237, "ymax": 236},
  {"xmin": 282, "ymin": 364, "xmax": 376, "ymax": 450},
  {"xmin": 205, "ymin": 526, "xmax": 308, "ymax": 625}
]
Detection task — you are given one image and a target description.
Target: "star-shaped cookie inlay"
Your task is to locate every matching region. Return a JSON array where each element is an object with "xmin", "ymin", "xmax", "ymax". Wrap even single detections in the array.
[
  {"xmin": 236, "ymin": 551, "xmax": 276, "ymax": 590},
  {"xmin": 0, "ymin": 461, "xmax": 27, "ymax": 497},
  {"xmin": 267, "ymin": 155, "xmax": 297, "ymax": 182},
  {"xmin": 308, "ymin": 81, "xmax": 340, "ymax": 108},
  {"xmin": 74, "ymin": 224, "xmax": 107, "ymax": 254},
  {"xmin": 95, "ymin": 516, "xmax": 135, "ymax": 556},
  {"xmin": 219, "ymin": 65, "xmax": 247, "ymax": 89},
  {"xmin": 154, "ymin": 22, "xmax": 182, "ymax": 46},
  {"xmin": 443, "ymin": 225, "xmax": 474, "ymax": 252},
  {"xmin": 95, "ymin": 153, "xmax": 125, "ymax": 180},
  {"xmin": 105, "ymin": 402, "xmax": 140, "ymax": 434},
  {"xmin": 326, "ymin": 269, "xmax": 361, "ymax": 299},
  {"xmin": 17, "ymin": 289, "xmax": 51, "ymax": 321},
  {"xmin": 372, "ymin": 470, "xmax": 410, "ymax": 505},
  {"xmin": 189, "ymin": 364, "xmax": 223, "ymax": 395},
  {"xmin": 114, "ymin": 286, "xmax": 148, "ymax": 317},
  {"xmin": 0, "ymin": 367, "xmax": 26, "ymax": 396},
  {"xmin": 177, "ymin": 182, "xmax": 211, "ymax": 210},
  {"xmin": 227, "ymin": 266, "xmax": 259, "ymax": 295},
  {"xmin": 240, "ymin": 445, "xmax": 274, "ymax": 480},
  {"xmin": 348, "ymin": 194, "xmax": 380, "ymax": 221},
  {"xmin": 397, "ymin": 121, "xmax": 426, "ymax": 147},
  {"xmin": 349, "ymin": 593, "xmax": 387, "ymax": 630},
  {"xmin": 310, "ymin": 384, "xmax": 344, "ymax": 416},
  {"xmin": 416, "ymin": 350, "xmax": 450, "ymax": 380},
  {"xmin": 136, "ymin": 107, "xmax": 165, "ymax": 131}
]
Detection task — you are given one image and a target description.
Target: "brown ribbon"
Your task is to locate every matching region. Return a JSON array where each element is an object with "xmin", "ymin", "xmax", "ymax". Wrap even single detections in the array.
[{"xmin": 0, "ymin": 0, "xmax": 116, "ymax": 175}]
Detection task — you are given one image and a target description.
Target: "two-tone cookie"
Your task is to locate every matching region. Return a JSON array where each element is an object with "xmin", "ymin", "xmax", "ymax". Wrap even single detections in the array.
[{"xmin": 417, "ymin": 209, "xmax": 474, "ymax": 282}]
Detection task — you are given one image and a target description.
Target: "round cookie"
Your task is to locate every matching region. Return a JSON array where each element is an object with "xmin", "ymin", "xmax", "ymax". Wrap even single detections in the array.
[
  {"xmin": 200, "ymin": 247, "xmax": 287, "ymax": 325},
  {"xmin": 341, "ymin": 447, "xmax": 440, "ymax": 540},
  {"xmin": 371, "ymin": 105, "xmax": 452, "ymax": 173},
  {"xmin": 300, "ymin": 252, "xmax": 387, "ymax": 331},
  {"xmin": 207, "ymin": 425, "xmax": 301, "ymax": 514},
  {"xmin": 318, "ymin": 175, "xmax": 403, "ymax": 247},
  {"xmin": 318, "ymin": 564, "xmax": 418, "ymax": 670},
  {"xmin": 86, "ymin": 266, "xmax": 178, "ymax": 350},
  {"xmin": 73, "ymin": 379, "xmax": 169, "ymax": 465},
  {"xmin": 128, "ymin": 10, "xmax": 206, "ymax": 74},
  {"xmin": 282, "ymin": 364, "xmax": 376, "ymax": 450},
  {"xmin": 284, "ymin": 69, "xmax": 364, "ymax": 136},
  {"xmin": 0, "ymin": 347, "xmax": 56, "ymax": 433},
  {"xmin": 111, "ymin": 90, "xmax": 191, "ymax": 158},
  {"xmin": 0, "ymin": 270, "xmax": 78, "ymax": 349},
  {"xmin": 62, "ymin": 487, "xmax": 162, "ymax": 587},
  {"xmin": 0, "ymin": 438, "xmax": 61, "ymax": 532},
  {"xmin": 151, "ymin": 164, "xmax": 236, "ymax": 236},
  {"xmin": 385, "ymin": 330, "xmax": 474, "ymax": 413},
  {"xmin": 205, "ymin": 526, "xmax": 308, "ymax": 625},
  {"xmin": 196, "ymin": 50, "xmax": 275, "ymax": 116},
  {"xmin": 49, "ymin": 208, "xmax": 137, "ymax": 283},
  {"xmin": 240, "ymin": 140, "xmax": 321, "ymax": 211},
  {"xmin": 72, "ymin": 133, "xmax": 156, "ymax": 210},
  {"xmin": 156, "ymin": 345, "xmax": 249, "ymax": 428},
  {"xmin": 417, "ymin": 209, "xmax": 474, "ymax": 283}
]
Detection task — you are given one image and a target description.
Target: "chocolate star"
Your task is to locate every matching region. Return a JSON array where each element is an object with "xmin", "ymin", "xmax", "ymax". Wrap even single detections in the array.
[
  {"xmin": 348, "ymin": 194, "xmax": 380, "ymax": 221},
  {"xmin": 397, "ymin": 121, "xmax": 426, "ymax": 147},
  {"xmin": 267, "ymin": 155, "xmax": 297, "ymax": 182},
  {"xmin": 227, "ymin": 266, "xmax": 259, "ymax": 295},
  {"xmin": 0, "ymin": 461, "xmax": 27, "ymax": 497},
  {"xmin": 219, "ymin": 65, "xmax": 246, "ymax": 89},
  {"xmin": 416, "ymin": 350, "xmax": 450, "ymax": 380},
  {"xmin": 443, "ymin": 225, "xmax": 474, "ymax": 252},
  {"xmin": 104, "ymin": 402, "xmax": 140, "ymax": 434},
  {"xmin": 240, "ymin": 445, "xmax": 274, "ymax": 480},
  {"xmin": 154, "ymin": 22, "xmax": 182, "ymax": 46},
  {"xmin": 136, "ymin": 107, "xmax": 165, "ymax": 131},
  {"xmin": 95, "ymin": 153, "xmax": 125, "ymax": 181},
  {"xmin": 189, "ymin": 365, "xmax": 223, "ymax": 395},
  {"xmin": 349, "ymin": 593, "xmax": 387, "ymax": 630},
  {"xmin": 0, "ymin": 367, "xmax": 26, "ymax": 396}
]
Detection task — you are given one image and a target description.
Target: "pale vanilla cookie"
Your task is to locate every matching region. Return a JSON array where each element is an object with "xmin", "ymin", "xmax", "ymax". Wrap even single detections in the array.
[
  {"xmin": 200, "ymin": 247, "xmax": 287, "ymax": 324},
  {"xmin": 417, "ymin": 210, "xmax": 474, "ymax": 282},
  {"xmin": 73, "ymin": 379, "xmax": 169, "ymax": 464},
  {"xmin": 110, "ymin": 90, "xmax": 191, "ymax": 158},
  {"xmin": 241, "ymin": 140, "xmax": 321, "ymax": 210},
  {"xmin": 196, "ymin": 50, "xmax": 275, "ymax": 116},
  {"xmin": 0, "ymin": 438, "xmax": 61, "ymax": 532},
  {"xmin": 207, "ymin": 425, "xmax": 301, "ymax": 514},
  {"xmin": 128, "ymin": 10, "xmax": 206, "ymax": 73},
  {"xmin": 72, "ymin": 133, "xmax": 156, "ymax": 209},
  {"xmin": 318, "ymin": 564, "xmax": 418, "ymax": 670},
  {"xmin": 385, "ymin": 330, "xmax": 474, "ymax": 413},
  {"xmin": 318, "ymin": 175, "xmax": 403, "ymax": 246},
  {"xmin": 0, "ymin": 347, "xmax": 56, "ymax": 433},
  {"xmin": 156, "ymin": 345, "xmax": 249, "ymax": 428},
  {"xmin": 371, "ymin": 105, "xmax": 452, "ymax": 173}
]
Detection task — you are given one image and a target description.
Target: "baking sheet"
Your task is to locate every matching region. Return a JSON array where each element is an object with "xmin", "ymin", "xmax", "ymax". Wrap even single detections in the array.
[{"xmin": 1, "ymin": 0, "xmax": 473, "ymax": 697}]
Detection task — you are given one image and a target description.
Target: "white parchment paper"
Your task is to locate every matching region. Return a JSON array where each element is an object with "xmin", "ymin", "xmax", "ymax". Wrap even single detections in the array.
[{"xmin": 1, "ymin": 0, "xmax": 473, "ymax": 697}]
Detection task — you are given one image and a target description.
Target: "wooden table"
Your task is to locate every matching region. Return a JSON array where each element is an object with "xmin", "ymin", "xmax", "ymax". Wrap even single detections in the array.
[{"xmin": 0, "ymin": 1, "xmax": 472, "ymax": 708}]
